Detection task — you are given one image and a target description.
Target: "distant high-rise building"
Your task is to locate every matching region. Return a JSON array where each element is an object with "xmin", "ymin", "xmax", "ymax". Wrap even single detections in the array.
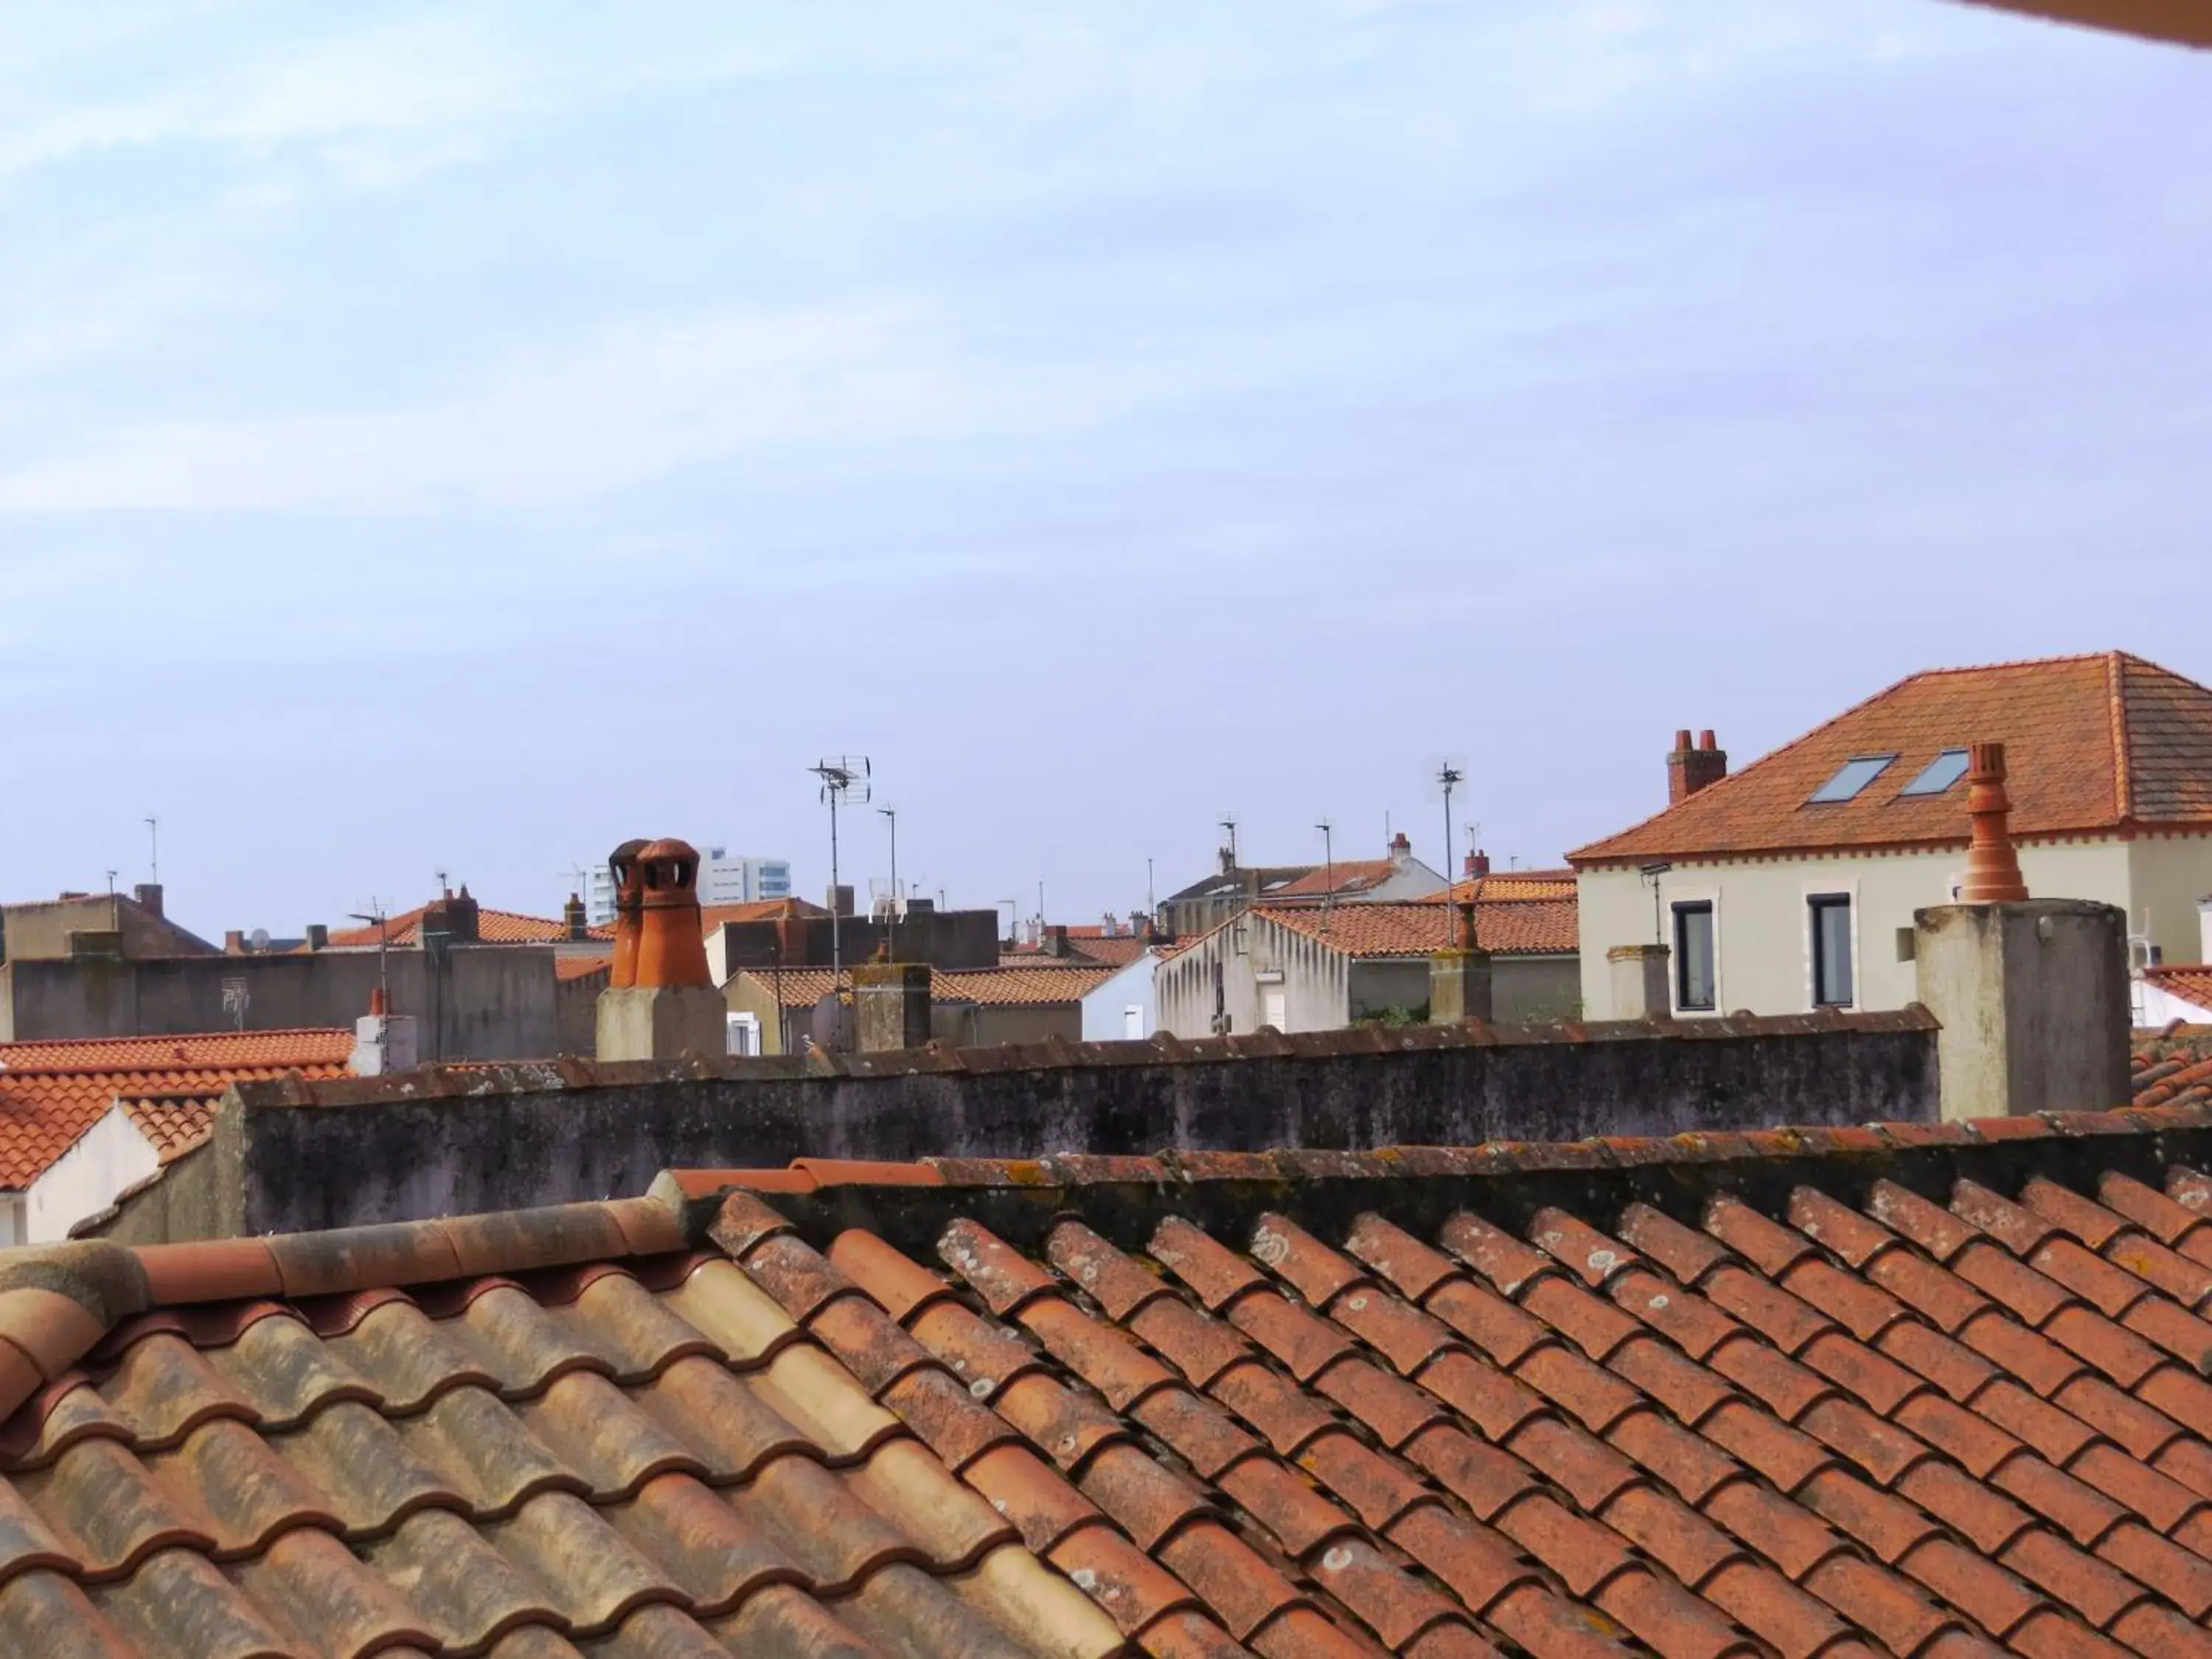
[{"xmin": 587, "ymin": 846, "xmax": 790, "ymax": 924}]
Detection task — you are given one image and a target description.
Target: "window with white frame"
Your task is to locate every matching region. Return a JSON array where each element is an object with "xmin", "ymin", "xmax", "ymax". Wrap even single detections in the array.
[{"xmin": 1672, "ymin": 901, "xmax": 1716, "ymax": 1012}]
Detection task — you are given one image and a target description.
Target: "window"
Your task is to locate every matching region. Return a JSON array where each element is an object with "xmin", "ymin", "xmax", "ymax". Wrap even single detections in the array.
[
  {"xmin": 1672, "ymin": 901, "xmax": 1715, "ymax": 1011},
  {"xmin": 1899, "ymin": 748, "xmax": 1971, "ymax": 797},
  {"xmin": 1262, "ymin": 987, "xmax": 1287, "ymax": 1031},
  {"xmin": 1807, "ymin": 754, "xmax": 1896, "ymax": 804},
  {"xmin": 1809, "ymin": 895, "xmax": 1854, "ymax": 1006}
]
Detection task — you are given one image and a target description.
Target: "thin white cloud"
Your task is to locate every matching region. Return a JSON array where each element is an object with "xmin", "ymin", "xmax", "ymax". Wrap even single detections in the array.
[
  {"xmin": 0, "ymin": 10, "xmax": 785, "ymax": 187},
  {"xmin": 0, "ymin": 302, "xmax": 1253, "ymax": 514}
]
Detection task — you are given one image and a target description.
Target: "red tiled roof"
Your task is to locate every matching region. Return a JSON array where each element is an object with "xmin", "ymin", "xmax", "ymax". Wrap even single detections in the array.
[
  {"xmin": 0, "ymin": 1030, "xmax": 354, "ymax": 1188},
  {"xmin": 1258, "ymin": 897, "xmax": 1579, "ymax": 958},
  {"xmin": 324, "ymin": 904, "xmax": 591, "ymax": 947},
  {"xmin": 701, "ymin": 897, "xmax": 830, "ymax": 931},
  {"xmin": 2136, "ymin": 1025, "xmax": 2212, "ymax": 1110},
  {"xmin": 737, "ymin": 963, "xmax": 1122, "ymax": 1010},
  {"xmin": 669, "ymin": 1102, "xmax": 2212, "ymax": 1659},
  {"xmin": 1271, "ymin": 858, "xmax": 1401, "ymax": 898},
  {"xmin": 1573, "ymin": 652, "xmax": 2212, "ymax": 866},
  {"xmin": 1447, "ymin": 870, "xmax": 1579, "ymax": 904},
  {"xmin": 2145, "ymin": 968, "xmax": 2212, "ymax": 1018},
  {"xmin": 19, "ymin": 1108, "xmax": 2212, "ymax": 1654},
  {"xmin": 554, "ymin": 953, "xmax": 613, "ymax": 983},
  {"xmin": 0, "ymin": 1196, "xmax": 1126, "ymax": 1659},
  {"xmin": 1005, "ymin": 935, "xmax": 1155, "ymax": 968}
]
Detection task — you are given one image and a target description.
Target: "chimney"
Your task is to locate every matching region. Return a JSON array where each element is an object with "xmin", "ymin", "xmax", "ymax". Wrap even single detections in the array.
[
  {"xmin": 351, "ymin": 986, "xmax": 420, "ymax": 1077},
  {"xmin": 1960, "ymin": 742, "xmax": 2028, "ymax": 902},
  {"xmin": 1666, "ymin": 728, "xmax": 1729, "ymax": 804},
  {"xmin": 421, "ymin": 884, "xmax": 481, "ymax": 945},
  {"xmin": 608, "ymin": 840, "xmax": 648, "ymax": 987},
  {"xmin": 1388, "ymin": 831, "xmax": 1412, "ymax": 868},
  {"xmin": 827, "ymin": 884, "xmax": 855, "ymax": 919},
  {"xmin": 224, "ymin": 929, "xmax": 246, "ymax": 955},
  {"xmin": 1913, "ymin": 742, "xmax": 2129, "ymax": 1120},
  {"xmin": 304, "ymin": 923, "xmax": 328, "ymax": 951},
  {"xmin": 2199, "ymin": 894, "xmax": 2211, "ymax": 965},
  {"xmin": 133, "ymin": 883, "xmax": 164, "ymax": 919},
  {"xmin": 597, "ymin": 837, "xmax": 726, "ymax": 1062},
  {"xmin": 1464, "ymin": 847, "xmax": 1491, "ymax": 879},
  {"xmin": 1043, "ymin": 925, "xmax": 1070, "ymax": 958},
  {"xmin": 1218, "ymin": 844, "xmax": 1237, "ymax": 876},
  {"xmin": 563, "ymin": 891, "xmax": 589, "ymax": 942},
  {"xmin": 853, "ymin": 962, "xmax": 931, "ymax": 1051}
]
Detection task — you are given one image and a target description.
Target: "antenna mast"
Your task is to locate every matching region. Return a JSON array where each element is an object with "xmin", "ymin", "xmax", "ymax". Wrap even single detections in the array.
[{"xmin": 810, "ymin": 756, "xmax": 872, "ymax": 984}]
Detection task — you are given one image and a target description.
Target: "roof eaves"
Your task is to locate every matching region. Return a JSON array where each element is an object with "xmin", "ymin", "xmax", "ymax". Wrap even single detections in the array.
[{"xmin": 0, "ymin": 1191, "xmax": 697, "ymax": 1422}]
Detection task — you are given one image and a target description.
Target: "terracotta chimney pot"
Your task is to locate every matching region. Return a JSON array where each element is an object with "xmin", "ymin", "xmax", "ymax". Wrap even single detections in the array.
[
  {"xmin": 1961, "ymin": 742, "xmax": 2029, "ymax": 902},
  {"xmin": 607, "ymin": 838, "xmax": 649, "ymax": 988},
  {"xmin": 632, "ymin": 837, "xmax": 712, "ymax": 989}
]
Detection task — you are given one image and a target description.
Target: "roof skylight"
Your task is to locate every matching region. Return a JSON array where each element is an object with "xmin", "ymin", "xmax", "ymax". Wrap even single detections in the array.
[
  {"xmin": 1898, "ymin": 748, "xmax": 1972, "ymax": 798},
  {"xmin": 1806, "ymin": 754, "xmax": 1896, "ymax": 804}
]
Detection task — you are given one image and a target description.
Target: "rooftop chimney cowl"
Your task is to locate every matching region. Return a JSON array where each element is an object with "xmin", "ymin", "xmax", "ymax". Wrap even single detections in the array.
[{"xmin": 1960, "ymin": 742, "xmax": 2029, "ymax": 903}]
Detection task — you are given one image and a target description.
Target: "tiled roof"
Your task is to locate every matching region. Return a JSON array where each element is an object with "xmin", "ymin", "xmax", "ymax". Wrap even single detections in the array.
[
  {"xmin": 0, "ymin": 1190, "xmax": 1126, "ymax": 1658},
  {"xmin": 1259, "ymin": 898, "xmax": 1579, "ymax": 958},
  {"xmin": 1006, "ymin": 936, "xmax": 1156, "ymax": 968},
  {"xmin": 0, "ymin": 1031, "xmax": 354, "ymax": 1189},
  {"xmin": 737, "ymin": 963, "xmax": 1124, "ymax": 1011},
  {"xmin": 323, "ymin": 905, "xmax": 585, "ymax": 947},
  {"xmin": 553, "ymin": 953, "xmax": 613, "ymax": 983},
  {"xmin": 2144, "ymin": 968, "xmax": 2212, "ymax": 1019},
  {"xmin": 1573, "ymin": 653, "xmax": 2212, "ymax": 866},
  {"xmin": 2135, "ymin": 1026, "xmax": 2212, "ymax": 1110},
  {"xmin": 700, "ymin": 897, "xmax": 830, "ymax": 931},
  {"xmin": 1447, "ymin": 871, "xmax": 1579, "ymax": 905},
  {"xmin": 1272, "ymin": 860, "xmax": 1402, "ymax": 898},
  {"xmin": 672, "ymin": 1101, "xmax": 2212, "ymax": 1659}
]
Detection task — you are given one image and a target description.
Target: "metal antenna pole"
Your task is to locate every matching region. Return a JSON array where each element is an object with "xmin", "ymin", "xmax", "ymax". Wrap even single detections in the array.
[
  {"xmin": 1315, "ymin": 818, "xmax": 1334, "ymax": 931},
  {"xmin": 828, "ymin": 787, "xmax": 841, "ymax": 979},
  {"xmin": 1436, "ymin": 762, "xmax": 1464, "ymax": 945},
  {"xmin": 145, "ymin": 817, "xmax": 159, "ymax": 885},
  {"xmin": 878, "ymin": 805, "xmax": 898, "ymax": 961}
]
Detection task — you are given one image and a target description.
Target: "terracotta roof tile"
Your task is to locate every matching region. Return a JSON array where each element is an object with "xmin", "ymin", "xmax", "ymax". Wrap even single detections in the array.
[
  {"xmin": 324, "ymin": 905, "xmax": 596, "ymax": 947},
  {"xmin": 1573, "ymin": 652, "xmax": 2212, "ymax": 864},
  {"xmin": 0, "ymin": 1031, "xmax": 353, "ymax": 1187},
  {"xmin": 678, "ymin": 1101, "xmax": 2212, "ymax": 1659},
  {"xmin": 2143, "ymin": 969, "xmax": 2212, "ymax": 1018},
  {"xmin": 736, "ymin": 962, "xmax": 1124, "ymax": 1010},
  {"xmin": 1255, "ymin": 898, "xmax": 1579, "ymax": 959},
  {"xmin": 0, "ymin": 1202, "xmax": 1130, "ymax": 1659}
]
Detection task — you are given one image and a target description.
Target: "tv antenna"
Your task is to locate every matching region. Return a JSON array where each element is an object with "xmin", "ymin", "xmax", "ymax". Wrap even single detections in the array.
[
  {"xmin": 810, "ymin": 756, "xmax": 872, "ymax": 981},
  {"xmin": 349, "ymin": 901, "xmax": 393, "ymax": 1018},
  {"xmin": 1427, "ymin": 757, "xmax": 1469, "ymax": 945},
  {"xmin": 144, "ymin": 816, "xmax": 159, "ymax": 884},
  {"xmin": 1315, "ymin": 818, "xmax": 1335, "ymax": 930}
]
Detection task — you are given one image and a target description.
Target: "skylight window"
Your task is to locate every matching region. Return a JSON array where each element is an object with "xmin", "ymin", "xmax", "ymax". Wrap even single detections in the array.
[
  {"xmin": 1806, "ymin": 754, "xmax": 1896, "ymax": 804},
  {"xmin": 1898, "ymin": 748, "xmax": 1972, "ymax": 798}
]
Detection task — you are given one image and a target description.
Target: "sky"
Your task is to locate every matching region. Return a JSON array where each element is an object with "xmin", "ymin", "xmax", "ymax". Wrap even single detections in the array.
[{"xmin": 1, "ymin": 1, "xmax": 2208, "ymax": 942}]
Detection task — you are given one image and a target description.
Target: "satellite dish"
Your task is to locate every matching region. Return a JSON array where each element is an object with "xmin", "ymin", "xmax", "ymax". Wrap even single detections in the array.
[{"xmin": 248, "ymin": 927, "xmax": 271, "ymax": 951}]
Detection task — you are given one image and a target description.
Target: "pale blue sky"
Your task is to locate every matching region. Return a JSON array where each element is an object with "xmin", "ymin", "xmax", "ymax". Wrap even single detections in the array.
[{"xmin": 2, "ymin": 2, "xmax": 2206, "ymax": 939}]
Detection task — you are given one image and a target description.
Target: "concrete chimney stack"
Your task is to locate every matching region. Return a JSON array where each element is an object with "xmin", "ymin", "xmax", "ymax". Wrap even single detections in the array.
[
  {"xmin": 133, "ymin": 883, "xmax": 164, "ymax": 919},
  {"xmin": 1666, "ymin": 728, "xmax": 1728, "ymax": 804}
]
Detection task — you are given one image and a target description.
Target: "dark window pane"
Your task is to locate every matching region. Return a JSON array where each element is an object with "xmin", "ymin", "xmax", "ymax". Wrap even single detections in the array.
[
  {"xmin": 1899, "ymin": 748, "xmax": 1971, "ymax": 797},
  {"xmin": 1674, "ymin": 902, "xmax": 1714, "ymax": 1010},
  {"xmin": 1808, "ymin": 755, "xmax": 1896, "ymax": 804},
  {"xmin": 1811, "ymin": 897, "xmax": 1853, "ymax": 1006}
]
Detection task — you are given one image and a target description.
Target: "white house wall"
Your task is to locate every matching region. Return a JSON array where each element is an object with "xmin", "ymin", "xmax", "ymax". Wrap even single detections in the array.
[
  {"xmin": 1081, "ymin": 953, "xmax": 1161, "ymax": 1041},
  {"xmin": 1156, "ymin": 916, "xmax": 1352, "ymax": 1038},
  {"xmin": 2127, "ymin": 835, "xmax": 2212, "ymax": 965},
  {"xmin": 24, "ymin": 1104, "xmax": 159, "ymax": 1244},
  {"xmin": 1579, "ymin": 839, "xmax": 2137, "ymax": 1019}
]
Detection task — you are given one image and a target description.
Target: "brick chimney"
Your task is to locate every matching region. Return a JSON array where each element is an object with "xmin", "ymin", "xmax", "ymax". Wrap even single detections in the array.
[
  {"xmin": 132, "ymin": 883, "xmax": 164, "ymax": 919},
  {"xmin": 1666, "ymin": 728, "xmax": 1728, "ymax": 804},
  {"xmin": 1388, "ymin": 831, "xmax": 1413, "ymax": 869},
  {"xmin": 563, "ymin": 891, "xmax": 589, "ymax": 942},
  {"xmin": 420, "ymin": 885, "xmax": 480, "ymax": 944},
  {"xmin": 1042, "ymin": 925, "xmax": 1070, "ymax": 958},
  {"xmin": 1463, "ymin": 848, "xmax": 1491, "ymax": 879},
  {"xmin": 1961, "ymin": 742, "xmax": 2028, "ymax": 902}
]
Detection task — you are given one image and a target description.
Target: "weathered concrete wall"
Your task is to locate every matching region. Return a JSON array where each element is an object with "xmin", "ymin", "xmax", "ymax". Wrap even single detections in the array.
[
  {"xmin": 1495, "ymin": 956, "xmax": 1580, "ymax": 1023},
  {"xmin": 713, "ymin": 909, "xmax": 1001, "ymax": 973},
  {"xmin": 0, "ymin": 894, "xmax": 215, "ymax": 962},
  {"xmin": 1915, "ymin": 900, "xmax": 2132, "ymax": 1119},
  {"xmin": 0, "ymin": 947, "xmax": 557, "ymax": 1058},
  {"xmin": 162, "ymin": 1009, "xmax": 1937, "ymax": 1238},
  {"xmin": 553, "ymin": 973, "xmax": 601, "ymax": 1057}
]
